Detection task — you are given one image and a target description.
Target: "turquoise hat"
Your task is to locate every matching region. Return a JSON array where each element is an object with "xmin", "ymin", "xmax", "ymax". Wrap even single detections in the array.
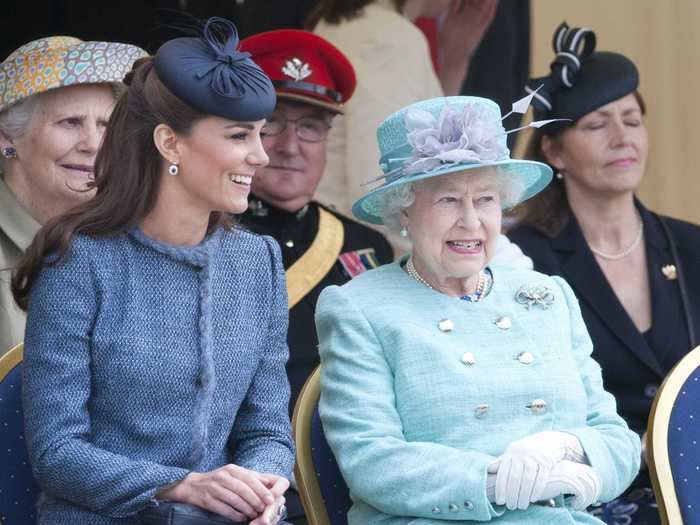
[{"xmin": 352, "ymin": 96, "xmax": 553, "ymax": 225}]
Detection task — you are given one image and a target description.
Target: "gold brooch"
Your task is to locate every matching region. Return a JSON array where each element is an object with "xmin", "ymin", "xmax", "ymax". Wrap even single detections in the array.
[{"xmin": 662, "ymin": 264, "xmax": 677, "ymax": 280}]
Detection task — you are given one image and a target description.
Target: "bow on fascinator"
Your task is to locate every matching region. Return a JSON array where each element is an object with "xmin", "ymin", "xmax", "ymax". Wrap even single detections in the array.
[
  {"xmin": 525, "ymin": 22, "xmax": 596, "ymax": 117},
  {"xmin": 194, "ymin": 17, "xmax": 270, "ymax": 99},
  {"xmin": 154, "ymin": 17, "xmax": 276, "ymax": 121}
]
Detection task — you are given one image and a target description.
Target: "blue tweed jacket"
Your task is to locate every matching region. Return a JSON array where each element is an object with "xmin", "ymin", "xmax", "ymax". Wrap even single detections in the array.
[
  {"xmin": 316, "ymin": 261, "xmax": 640, "ymax": 525},
  {"xmin": 22, "ymin": 227, "xmax": 294, "ymax": 524}
]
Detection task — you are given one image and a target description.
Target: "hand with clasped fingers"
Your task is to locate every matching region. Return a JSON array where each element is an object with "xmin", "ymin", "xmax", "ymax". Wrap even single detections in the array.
[{"xmin": 158, "ymin": 464, "xmax": 289, "ymax": 524}]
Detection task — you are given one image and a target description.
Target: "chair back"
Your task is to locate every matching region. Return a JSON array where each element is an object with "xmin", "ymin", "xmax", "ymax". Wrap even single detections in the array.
[
  {"xmin": 292, "ymin": 367, "xmax": 352, "ymax": 525},
  {"xmin": 0, "ymin": 343, "xmax": 39, "ymax": 524},
  {"xmin": 648, "ymin": 344, "xmax": 700, "ymax": 525}
]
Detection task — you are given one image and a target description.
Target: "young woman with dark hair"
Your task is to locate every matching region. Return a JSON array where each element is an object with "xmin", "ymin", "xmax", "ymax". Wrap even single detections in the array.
[{"xmin": 13, "ymin": 18, "xmax": 293, "ymax": 525}]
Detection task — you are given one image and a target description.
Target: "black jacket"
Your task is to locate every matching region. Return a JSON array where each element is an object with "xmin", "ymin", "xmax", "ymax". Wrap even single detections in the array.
[
  {"xmin": 509, "ymin": 203, "xmax": 700, "ymax": 435},
  {"xmin": 240, "ymin": 199, "xmax": 394, "ymax": 414}
]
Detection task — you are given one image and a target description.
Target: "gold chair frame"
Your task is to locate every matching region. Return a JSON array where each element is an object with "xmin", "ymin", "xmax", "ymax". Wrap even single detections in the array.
[
  {"xmin": 0, "ymin": 343, "xmax": 22, "ymax": 382},
  {"xmin": 291, "ymin": 367, "xmax": 332, "ymax": 525},
  {"xmin": 648, "ymin": 344, "xmax": 700, "ymax": 525}
]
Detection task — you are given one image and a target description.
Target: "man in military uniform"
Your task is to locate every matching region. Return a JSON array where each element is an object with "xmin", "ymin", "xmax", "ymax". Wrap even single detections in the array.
[{"xmin": 239, "ymin": 30, "xmax": 393, "ymax": 524}]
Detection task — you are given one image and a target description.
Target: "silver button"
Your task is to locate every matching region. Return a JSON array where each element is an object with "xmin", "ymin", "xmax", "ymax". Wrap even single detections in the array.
[
  {"xmin": 527, "ymin": 399, "xmax": 547, "ymax": 414},
  {"xmin": 517, "ymin": 351, "xmax": 535, "ymax": 365},
  {"xmin": 432, "ymin": 506, "xmax": 441, "ymax": 514},
  {"xmin": 438, "ymin": 319, "xmax": 454, "ymax": 332},
  {"xmin": 495, "ymin": 316, "xmax": 512, "ymax": 330},
  {"xmin": 464, "ymin": 501, "xmax": 474, "ymax": 510},
  {"xmin": 474, "ymin": 404, "xmax": 489, "ymax": 418},
  {"xmin": 448, "ymin": 503, "xmax": 459, "ymax": 513},
  {"xmin": 285, "ymin": 240, "xmax": 294, "ymax": 248},
  {"xmin": 461, "ymin": 352, "xmax": 476, "ymax": 366}
]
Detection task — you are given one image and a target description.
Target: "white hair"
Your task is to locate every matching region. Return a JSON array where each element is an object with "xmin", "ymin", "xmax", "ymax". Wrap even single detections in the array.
[
  {"xmin": 379, "ymin": 167, "xmax": 527, "ymax": 233},
  {"xmin": 0, "ymin": 83, "xmax": 124, "ymax": 174}
]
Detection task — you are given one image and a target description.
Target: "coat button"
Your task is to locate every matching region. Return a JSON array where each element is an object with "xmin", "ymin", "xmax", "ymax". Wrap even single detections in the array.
[
  {"xmin": 644, "ymin": 384, "xmax": 658, "ymax": 399},
  {"xmin": 285, "ymin": 240, "xmax": 294, "ymax": 248},
  {"xmin": 464, "ymin": 501, "xmax": 474, "ymax": 510},
  {"xmin": 495, "ymin": 316, "xmax": 512, "ymax": 330},
  {"xmin": 474, "ymin": 404, "xmax": 489, "ymax": 418},
  {"xmin": 432, "ymin": 506, "xmax": 441, "ymax": 514},
  {"xmin": 517, "ymin": 352, "xmax": 535, "ymax": 365},
  {"xmin": 461, "ymin": 352, "xmax": 476, "ymax": 366},
  {"xmin": 448, "ymin": 503, "xmax": 459, "ymax": 513},
  {"xmin": 438, "ymin": 319, "xmax": 454, "ymax": 332},
  {"xmin": 527, "ymin": 399, "xmax": 547, "ymax": 414}
]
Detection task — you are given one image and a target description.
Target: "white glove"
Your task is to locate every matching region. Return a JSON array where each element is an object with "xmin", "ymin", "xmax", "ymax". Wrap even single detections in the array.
[
  {"xmin": 491, "ymin": 431, "xmax": 586, "ymax": 510},
  {"xmin": 486, "ymin": 460, "xmax": 601, "ymax": 511}
]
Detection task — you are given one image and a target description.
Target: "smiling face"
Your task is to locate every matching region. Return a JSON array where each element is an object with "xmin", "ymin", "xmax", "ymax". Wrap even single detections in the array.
[
  {"xmin": 252, "ymin": 101, "xmax": 332, "ymax": 212},
  {"xmin": 5, "ymin": 83, "xmax": 115, "ymax": 221},
  {"xmin": 544, "ymin": 93, "xmax": 648, "ymax": 200},
  {"xmin": 403, "ymin": 168, "xmax": 502, "ymax": 296},
  {"xmin": 173, "ymin": 116, "xmax": 269, "ymax": 215}
]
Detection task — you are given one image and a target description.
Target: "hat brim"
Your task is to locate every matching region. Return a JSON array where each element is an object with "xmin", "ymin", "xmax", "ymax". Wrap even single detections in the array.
[
  {"xmin": 352, "ymin": 159, "xmax": 553, "ymax": 224},
  {"xmin": 277, "ymin": 92, "xmax": 344, "ymax": 114},
  {"xmin": 0, "ymin": 40, "xmax": 147, "ymax": 113}
]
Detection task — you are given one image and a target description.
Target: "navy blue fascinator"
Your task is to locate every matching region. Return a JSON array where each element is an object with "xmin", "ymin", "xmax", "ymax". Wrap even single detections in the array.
[
  {"xmin": 154, "ymin": 17, "xmax": 276, "ymax": 121},
  {"xmin": 525, "ymin": 22, "xmax": 639, "ymax": 135}
]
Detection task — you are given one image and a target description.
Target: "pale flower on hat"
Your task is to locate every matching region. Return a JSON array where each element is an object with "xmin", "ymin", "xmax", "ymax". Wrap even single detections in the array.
[{"xmin": 352, "ymin": 93, "xmax": 562, "ymax": 225}]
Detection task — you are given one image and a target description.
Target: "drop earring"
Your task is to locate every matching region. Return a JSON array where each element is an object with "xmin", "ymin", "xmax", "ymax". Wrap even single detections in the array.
[
  {"xmin": 400, "ymin": 226, "xmax": 409, "ymax": 238},
  {"xmin": 1, "ymin": 147, "xmax": 17, "ymax": 159},
  {"xmin": 168, "ymin": 163, "xmax": 179, "ymax": 176}
]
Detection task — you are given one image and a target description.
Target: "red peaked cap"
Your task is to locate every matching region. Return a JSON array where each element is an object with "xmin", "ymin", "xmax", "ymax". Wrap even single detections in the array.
[{"xmin": 240, "ymin": 29, "xmax": 356, "ymax": 114}]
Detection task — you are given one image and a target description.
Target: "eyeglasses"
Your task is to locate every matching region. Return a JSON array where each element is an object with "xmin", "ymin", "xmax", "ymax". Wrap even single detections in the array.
[{"xmin": 261, "ymin": 115, "xmax": 331, "ymax": 143}]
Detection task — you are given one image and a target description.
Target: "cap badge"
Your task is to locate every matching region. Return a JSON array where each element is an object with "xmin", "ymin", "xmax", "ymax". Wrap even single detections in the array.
[{"xmin": 282, "ymin": 58, "xmax": 312, "ymax": 81}]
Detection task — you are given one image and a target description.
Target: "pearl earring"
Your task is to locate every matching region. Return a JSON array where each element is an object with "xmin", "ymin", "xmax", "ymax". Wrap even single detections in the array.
[
  {"xmin": 400, "ymin": 226, "xmax": 409, "ymax": 238},
  {"xmin": 556, "ymin": 171, "xmax": 564, "ymax": 180},
  {"xmin": 1, "ymin": 147, "xmax": 17, "ymax": 159},
  {"xmin": 168, "ymin": 163, "xmax": 179, "ymax": 176}
]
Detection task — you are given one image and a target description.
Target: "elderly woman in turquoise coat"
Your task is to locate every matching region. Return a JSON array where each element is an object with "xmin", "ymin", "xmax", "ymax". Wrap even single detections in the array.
[{"xmin": 315, "ymin": 95, "xmax": 640, "ymax": 524}]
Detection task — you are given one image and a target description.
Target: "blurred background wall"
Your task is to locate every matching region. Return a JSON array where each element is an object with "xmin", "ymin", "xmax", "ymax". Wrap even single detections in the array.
[{"xmin": 528, "ymin": 0, "xmax": 700, "ymax": 223}]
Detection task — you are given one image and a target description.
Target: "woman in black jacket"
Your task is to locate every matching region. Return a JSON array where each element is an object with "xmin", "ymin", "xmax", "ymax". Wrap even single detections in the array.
[{"xmin": 509, "ymin": 22, "xmax": 700, "ymax": 525}]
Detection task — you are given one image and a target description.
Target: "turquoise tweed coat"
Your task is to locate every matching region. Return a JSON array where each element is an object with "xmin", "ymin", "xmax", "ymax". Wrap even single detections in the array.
[
  {"xmin": 316, "ymin": 261, "xmax": 640, "ymax": 525},
  {"xmin": 22, "ymin": 227, "xmax": 294, "ymax": 524}
]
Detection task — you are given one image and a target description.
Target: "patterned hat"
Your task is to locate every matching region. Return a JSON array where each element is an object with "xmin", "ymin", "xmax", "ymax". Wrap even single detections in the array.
[
  {"xmin": 0, "ymin": 36, "xmax": 147, "ymax": 113},
  {"xmin": 240, "ymin": 29, "xmax": 356, "ymax": 114}
]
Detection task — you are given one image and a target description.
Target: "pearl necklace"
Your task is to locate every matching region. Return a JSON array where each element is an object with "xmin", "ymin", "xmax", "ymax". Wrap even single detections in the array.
[
  {"xmin": 588, "ymin": 219, "xmax": 644, "ymax": 261},
  {"xmin": 405, "ymin": 257, "xmax": 487, "ymax": 302}
]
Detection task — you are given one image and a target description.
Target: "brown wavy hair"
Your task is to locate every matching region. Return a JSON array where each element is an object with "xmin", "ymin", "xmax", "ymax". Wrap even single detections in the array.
[
  {"xmin": 12, "ymin": 57, "xmax": 231, "ymax": 311},
  {"xmin": 514, "ymin": 91, "xmax": 647, "ymax": 237}
]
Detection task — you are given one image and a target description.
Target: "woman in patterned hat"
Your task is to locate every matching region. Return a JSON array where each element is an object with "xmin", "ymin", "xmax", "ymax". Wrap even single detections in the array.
[
  {"xmin": 508, "ymin": 22, "xmax": 700, "ymax": 524},
  {"xmin": 12, "ymin": 18, "xmax": 292, "ymax": 525},
  {"xmin": 0, "ymin": 36, "xmax": 146, "ymax": 355},
  {"xmin": 315, "ymin": 95, "xmax": 640, "ymax": 524}
]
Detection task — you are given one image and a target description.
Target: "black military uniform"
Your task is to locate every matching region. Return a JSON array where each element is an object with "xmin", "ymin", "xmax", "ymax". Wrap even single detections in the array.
[{"xmin": 240, "ymin": 197, "xmax": 394, "ymax": 414}]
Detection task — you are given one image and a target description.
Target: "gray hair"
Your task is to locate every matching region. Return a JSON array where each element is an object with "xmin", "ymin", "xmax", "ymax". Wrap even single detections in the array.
[
  {"xmin": 0, "ymin": 82, "xmax": 125, "ymax": 174},
  {"xmin": 379, "ymin": 168, "xmax": 527, "ymax": 233}
]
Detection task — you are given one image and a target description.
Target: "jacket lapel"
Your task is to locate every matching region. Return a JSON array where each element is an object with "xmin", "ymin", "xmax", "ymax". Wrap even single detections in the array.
[
  {"xmin": 550, "ymin": 214, "xmax": 664, "ymax": 377},
  {"xmin": 642, "ymin": 206, "xmax": 691, "ymax": 372}
]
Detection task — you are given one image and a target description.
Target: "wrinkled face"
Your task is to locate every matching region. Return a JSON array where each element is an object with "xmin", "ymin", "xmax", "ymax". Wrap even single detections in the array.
[
  {"xmin": 252, "ymin": 101, "xmax": 331, "ymax": 212},
  {"xmin": 546, "ymin": 93, "xmax": 648, "ymax": 198},
  {"xmin": 403, "ymin": 169, "xmax": 502, "ymax": 291},
  {"xmin": 176, "ymin": 116, "xmax": 269, "ymax": 214},
  {"xmin": 10, "ymin": 83, "xmax": 115, "ymax": 210}
]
